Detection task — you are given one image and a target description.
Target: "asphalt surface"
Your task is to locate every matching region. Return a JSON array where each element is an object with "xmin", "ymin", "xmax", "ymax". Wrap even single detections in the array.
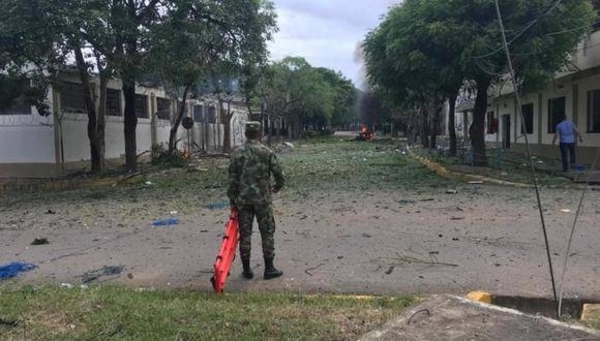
[{"xmin": 2, "ymin": 184, "xmax": 600, "ymax": 300}]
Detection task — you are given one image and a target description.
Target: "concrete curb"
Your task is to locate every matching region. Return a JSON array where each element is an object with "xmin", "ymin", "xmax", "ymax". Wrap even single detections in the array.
[
  {"xmin": 408, "ymin": 150, "xmax": 535, "ymax": 188},
  {"xmin": 0, "ymin": 176, "xmax": 140, "ymax": 193},
  {"xmin": 358, "ymin": 294, "xmax": 600, "ymax": 341}
]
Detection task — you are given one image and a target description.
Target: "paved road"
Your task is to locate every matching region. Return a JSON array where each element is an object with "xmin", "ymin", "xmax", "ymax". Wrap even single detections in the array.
[{"xmin": 2, "ymin": 184, "xmax": 600, "ymax": 300}]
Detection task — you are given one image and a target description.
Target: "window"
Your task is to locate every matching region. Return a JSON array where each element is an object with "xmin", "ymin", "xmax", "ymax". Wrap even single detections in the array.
[
  {"xmin": 521, "ymin": 103, "xmax": 534, "ymax": 134},
  {"xmin": 157, "ymin": 98, "xmax": 171, "ymax": 120},
  {"xmin": 207, "ymin": 106, "xmax": 217, "ymax": 124},
  {"xmin": 0, "ymin": 95, "xmax": 31, "ymax": 115},
  {"xmin": 135, "ymin": 94, "xmax": 148, "ymax": 118},
  {"xmin": 548, "ymin": 97, "xmax": 566, "ymax": 133},
  {"xmin": 593, "ymin": 0, "xmax": 600, "ymax": 31},
  {"xmin": 61, "ymin": 82, "xmax": 87, "ymax": 114},
  {"xmin": 193, "ymin": 105, "xmax": 204, "ymax": 123},
  {"xmin": 0, "ymin": 77, "xmax": 32, "ymax": 115},
  {"xmin": 587, "ymin": 90, "xmax": 600, "ymax": 132},
  {"xmin": 486, "ymin": 111, "xmax": 497, "ymax": 134},
  {"xmin": 106, "ymin": 89, "xmax": 121, "ymax": 116}
]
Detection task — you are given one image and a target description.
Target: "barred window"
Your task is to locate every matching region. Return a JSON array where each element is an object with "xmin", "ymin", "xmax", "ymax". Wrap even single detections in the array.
[
  {"xmin": 0, "ymin": 95, "xmax": 31, "ymax": 115},
  {"xmin": 193, "ymin": 105, "xmax": 204, "ymax": 123},
  {"xmin": 521, "ymin": 103, "xmax": 534, "ymax": 134},
  {"xmin": 157, "ymin": 98, "xmax": 171, "ymax": 120},
  {"xmin": 207, "ymin": 106, "xmax": 217, "ymax": 124},
  {"xmin": 61, "ymin": 82, "xmax": 87, "ymax": 114},
  {"xmin": 106, "ymin": 89, "xmax": 121, "ymax": 116},
  {"xmin": 548, "ymin": 97, "xmax": 566, "ymax": 133},
  {"xmin": 135, "ymin": 94, "xmax": 148, "ymax": 118},
  {"xmin": 587, "ymin": 89, "xmax": 600, "ymax": 133}
]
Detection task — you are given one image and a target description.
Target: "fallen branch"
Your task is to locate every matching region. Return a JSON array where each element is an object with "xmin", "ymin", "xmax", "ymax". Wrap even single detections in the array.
[
  {"xmin": 305, "ymin": 263, "xmax": 325, "ymax": 276},
  {"xmin": 0, "ymin": 318, "xmax": 20, "ymax": 327},
  {"xmin": 407, "ymin": 309, "xmax": 431, "ymax": 325}
]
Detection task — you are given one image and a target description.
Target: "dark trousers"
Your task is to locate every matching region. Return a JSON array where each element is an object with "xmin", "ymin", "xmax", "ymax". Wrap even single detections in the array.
[
  {"xmin": 559, "ymin": 142, "xmax": 576, "ymax": 172},
  {"xmin": 238, "ymin": 204, "xmax": 276, "ymax": 260}
]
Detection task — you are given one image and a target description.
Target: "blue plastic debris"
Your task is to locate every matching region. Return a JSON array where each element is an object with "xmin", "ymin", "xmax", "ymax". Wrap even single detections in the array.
[
  {"xmin": 152, "ymin": 218, "xmax": 180, "ymax": 227},
  {"xmin": 204, "ymin": 200, "xmax": 230, "ymax": 210},
  {"xmin": 0, "ymin": 262, "xmax": 37, "ymax": 280}
]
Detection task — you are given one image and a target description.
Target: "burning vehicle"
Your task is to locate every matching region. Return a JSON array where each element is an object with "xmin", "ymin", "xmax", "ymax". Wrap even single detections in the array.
[{"xmin": 356, "ymin": 125, "xmax": 374, "ymax": 141}]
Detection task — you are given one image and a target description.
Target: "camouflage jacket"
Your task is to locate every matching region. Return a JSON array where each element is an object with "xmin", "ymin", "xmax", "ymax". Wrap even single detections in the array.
[{"xmin": 227, "ymin": 140, "xmax": 285, "ymax": 207}]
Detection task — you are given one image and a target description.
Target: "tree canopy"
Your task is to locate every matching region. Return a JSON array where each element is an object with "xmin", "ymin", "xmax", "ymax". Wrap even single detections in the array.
[
  {"xmin": 363, "ymin": 0, "xmax": 595, "ymax": 165},
  {"xmin": 248, "ymin": 57, "xmax": 357, "ymax": 136},
  {"xmin": 0, "ymin": 0, "xmax": 277, "ymax": 169}
]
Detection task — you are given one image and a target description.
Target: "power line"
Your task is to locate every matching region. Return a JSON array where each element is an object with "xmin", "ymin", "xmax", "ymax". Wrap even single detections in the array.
[
  {"xmin": 494, "ymin": 0, "xmax": 559, "ymax": 309},
  {"xmin": 473, "ymin": 0, "xmax": 564, "ymax": 60},
  {"xmin": 557, "ymin": 148, "xmax": 600, "ymax": 317}
]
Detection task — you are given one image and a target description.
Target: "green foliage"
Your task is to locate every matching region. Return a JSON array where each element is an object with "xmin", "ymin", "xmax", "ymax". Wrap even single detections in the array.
[
  {"xmin": 364, "ymin": 0, "xmax": 596, "ymax": 164},
  {"xmin": 254, "ymin": 57, "xmax": 357, "ymax": 132},
  {"xmin": 151, "ymin": 144, "xmax": 190, "ymax": 168},
  {"xmin": 150, "ymin": 0, "xmax": 277, "ymax": 92}
]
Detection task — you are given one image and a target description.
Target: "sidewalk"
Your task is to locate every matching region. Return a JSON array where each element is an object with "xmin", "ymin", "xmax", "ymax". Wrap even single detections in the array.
[{"xmin": 358, "ymin": 295, "xmax": 599, "ymax": 341}]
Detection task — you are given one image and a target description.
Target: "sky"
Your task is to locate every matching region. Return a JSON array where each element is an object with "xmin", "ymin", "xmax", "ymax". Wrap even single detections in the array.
[{"xmin": 268, "ymin": 0, "xmax": 398, "ymax": 88}]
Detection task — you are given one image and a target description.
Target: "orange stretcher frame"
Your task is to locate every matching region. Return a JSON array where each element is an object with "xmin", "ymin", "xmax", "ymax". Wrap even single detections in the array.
[{"xmin": 211, "ymin": 208, "xmax": 239, "ymax": 294}]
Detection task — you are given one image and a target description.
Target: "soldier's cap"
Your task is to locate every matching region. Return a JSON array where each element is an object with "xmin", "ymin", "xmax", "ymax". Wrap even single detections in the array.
[{"xmin": 245, "ymin": 121, "xmax": 262, "ymax": 133}]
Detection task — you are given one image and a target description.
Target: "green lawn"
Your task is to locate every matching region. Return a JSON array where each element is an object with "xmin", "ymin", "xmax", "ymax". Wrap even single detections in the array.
[{"xmin": 0, "ymin": 286, "xmax": 415, "ymax": 340}]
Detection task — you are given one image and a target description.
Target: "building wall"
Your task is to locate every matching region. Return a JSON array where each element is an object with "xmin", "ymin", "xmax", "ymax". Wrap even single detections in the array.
[
  {"xmin": 0, "ymin": 89, "xmax": 58, "ymax": 178},
  {"xmin": 0, "ymin": 74, "xmax": 250, "ymax": 178},
  {"xmin": 575, "ymin": 74, "xmax": 600, "ymax": 147}
]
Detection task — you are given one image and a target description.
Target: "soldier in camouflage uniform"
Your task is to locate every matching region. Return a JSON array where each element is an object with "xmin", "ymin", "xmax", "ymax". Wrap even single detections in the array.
[{"xmin": 228, "ymin": 122, "xmax": 285, "ymax": 280}]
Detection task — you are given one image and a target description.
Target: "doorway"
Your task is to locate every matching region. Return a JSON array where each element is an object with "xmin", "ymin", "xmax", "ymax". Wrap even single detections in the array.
[{"xmin": 502, "ymin": 114, "xmax": 511, "ymax": 149}]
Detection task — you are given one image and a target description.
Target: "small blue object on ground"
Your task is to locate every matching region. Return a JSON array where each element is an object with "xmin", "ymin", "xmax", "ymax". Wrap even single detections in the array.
[
  {"xmin": 573, "ymin": 165, "xmax": 585, "ymax": 171},
  {"xmin": 204, "ymin": 200, "xmax": 230, "ymax": 210},
  {"xmin": 0, "ymin": 262, "xmax": 37, "ymax": 280},
  {"xmin": 152, "ymin": 218, "xmax": 180, "ymax": 226}
]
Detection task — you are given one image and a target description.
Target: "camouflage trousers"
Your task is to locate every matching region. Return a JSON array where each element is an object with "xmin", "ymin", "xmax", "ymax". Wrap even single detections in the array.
[{"xmin": 238, "ymin": 204, "xmax": 276, "ymax": 260}]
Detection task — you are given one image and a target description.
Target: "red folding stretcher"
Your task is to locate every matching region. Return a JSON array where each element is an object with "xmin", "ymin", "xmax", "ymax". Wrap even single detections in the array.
[{"xmin": 210, "ymin": 208, "xmax": 239, "ymax": 294}]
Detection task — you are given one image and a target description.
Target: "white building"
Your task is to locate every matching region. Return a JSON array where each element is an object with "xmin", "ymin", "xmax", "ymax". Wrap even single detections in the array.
[
  {"xmin": 445, "ymin": 29, "xmax": 600, "ymax": 163},
  {"xmin": 0, "ymin": 73, "xmax": 249, "ymax": 178}
]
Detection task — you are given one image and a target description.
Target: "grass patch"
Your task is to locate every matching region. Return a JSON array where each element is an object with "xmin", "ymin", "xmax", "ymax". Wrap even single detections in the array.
[
  {"xmin": 1, "ymin": 138, "xmax": 447, "ymax": 211},
  {"xmin": 0, "ymin": 286, "xmax": 415, "ymax": 340},
  {"xmin": 416, "ymin": 147, "xmax": 573, "ymax": 187},
  {"xmin": 280, "ymin": 138, "xmax": 449, "ymax": 193}
]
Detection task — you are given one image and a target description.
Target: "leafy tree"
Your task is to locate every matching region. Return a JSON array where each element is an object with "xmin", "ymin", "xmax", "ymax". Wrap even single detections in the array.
[
  {"xmin": 315, "ymin": 68, "xmax": 357, "ymax": 129},
  {"xmin": 252, "ymin": 57, "xmax": 354, "ymax": 138},
  {"xmin": 149, "ymin": 0, "xmax": 276, "ymax": 154},
  {"xmin": 364, "ymin": 0, "xmax": 595, "ymax": 165}
]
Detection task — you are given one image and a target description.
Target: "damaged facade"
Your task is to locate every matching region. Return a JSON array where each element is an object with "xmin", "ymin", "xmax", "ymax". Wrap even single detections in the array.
[{"xmin": 0, "ymin": 73, "xmax": 250, "ymax": 178}]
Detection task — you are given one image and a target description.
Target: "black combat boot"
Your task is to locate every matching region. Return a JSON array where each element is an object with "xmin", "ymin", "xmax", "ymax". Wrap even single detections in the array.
[
  {"xmin": 263, "ymin": 257, "xmax": 283, "ymax": 280},
  {"xmin": 242, "ymin": 258, "xmax": 254, "ymax": 279}
]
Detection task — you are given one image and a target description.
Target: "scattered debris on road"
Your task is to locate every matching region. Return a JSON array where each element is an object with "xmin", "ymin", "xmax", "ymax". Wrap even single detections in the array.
[
  {"xmin": 31, "ymin": 238, "xmax": 49, "ymax": 245},
  {"xmin": 152, "ymin": 218, "xmax": 180, "ymax": 226},
  {"xmin": 0, "ymin": 262, "xmax": 37, "ymax": 280},
  {"xmin": 305, "ymin": 263, "xmax": 325, "ymax": 276},
  {"xmin": 82, "ymin": 265, "xmax": 124, "ymax": 284},
  {"xmin": 204, "ymin": 200, "xmax": 229, "ymax": 210}
]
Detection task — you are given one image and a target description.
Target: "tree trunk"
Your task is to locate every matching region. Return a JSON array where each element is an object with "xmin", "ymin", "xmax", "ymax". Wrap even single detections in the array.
[
  {"xmin": 123, "ymin": 77, "xmax": 137, "ymax": 171},
  {"xmin": 169, "ymin": 84, "xmax": 191, "ymax": 153},
  {"xmin": 470, "ymin": 79, "xmax": 490, "ymax": 166},
  {"xmin": 419, "ymin": 104, "xmax": 430, "ymax": 148},
  {"xmin": 73, "ymin": 46, "xmax": 101, "ymax": 173},
  {"xmin": 448, "ymin": 93, "xmax": 458, "ymax": 157},
  {"xmin": 219, "ymin": 98, "xmax": 233, "ymax": 153},
  {"xmin": 430, "ymin": 98, "xmax": 443, "ymax": 149},
  {"xmin": 97, "ymin": 75, "xmax": 108, "ymax": 172}
]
